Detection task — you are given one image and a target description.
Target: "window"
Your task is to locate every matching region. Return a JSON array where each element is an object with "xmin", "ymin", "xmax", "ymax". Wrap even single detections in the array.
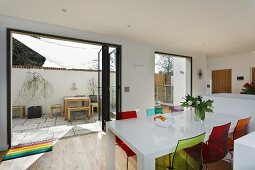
[{"xmin": 155, "ymin": 52, "xmax": 192, "ymax": 107}]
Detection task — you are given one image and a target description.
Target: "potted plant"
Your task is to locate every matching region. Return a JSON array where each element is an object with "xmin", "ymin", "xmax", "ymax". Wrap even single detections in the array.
[
  {"xmin": 88, "ymin": 77, "xmax": 98, "ymax": 103},
  {"xmin": 181, "ymin": 94, "xmax": 213, "ymax": 122},
  {"xmin": 241, "ymin": 83, "xmax": 255, "ymax": 95},
  {"xmin": 18, "ymin": 71, "xmax": 53, "ymax": 119}
]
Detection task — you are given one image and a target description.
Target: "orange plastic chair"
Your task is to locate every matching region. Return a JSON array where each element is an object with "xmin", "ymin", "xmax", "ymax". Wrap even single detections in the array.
[{"xmin": 228, "ymin": 117, "xmax": 251, "ymax": 154}]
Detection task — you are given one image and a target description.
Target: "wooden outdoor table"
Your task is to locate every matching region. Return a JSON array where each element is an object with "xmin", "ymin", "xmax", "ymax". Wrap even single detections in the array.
[{"xmin": 63, "ymin": 97, "xmax": 90, "ymax": 120}]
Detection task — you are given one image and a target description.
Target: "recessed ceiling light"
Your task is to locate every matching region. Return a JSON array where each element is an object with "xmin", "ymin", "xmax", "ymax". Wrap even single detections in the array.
[{"xmin": 62, "ymin": 9, "xmax": 67, "ymax": 12}]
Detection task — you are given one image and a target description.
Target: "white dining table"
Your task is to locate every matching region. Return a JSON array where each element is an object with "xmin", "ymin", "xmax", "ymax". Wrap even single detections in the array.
[{"xmin": 106, "ymin": 110, "xmax": 240, "ymax": 170}]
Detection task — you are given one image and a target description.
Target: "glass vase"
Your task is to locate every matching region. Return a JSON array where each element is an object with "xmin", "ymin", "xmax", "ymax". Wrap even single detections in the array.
[{"xmin": 194, "ymin": 108, "xmax": 205, "ymax": 123}]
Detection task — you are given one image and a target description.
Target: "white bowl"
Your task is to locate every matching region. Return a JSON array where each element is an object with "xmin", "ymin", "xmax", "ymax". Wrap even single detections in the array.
[{"xmin": 154, "ymin": 115, "xmax": 175, "ymax": 128}]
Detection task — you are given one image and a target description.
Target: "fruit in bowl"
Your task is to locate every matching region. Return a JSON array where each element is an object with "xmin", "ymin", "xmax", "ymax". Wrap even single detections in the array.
[{"xmin": 154, "ymin": 115, "xmax": 167, "ymax": 121}]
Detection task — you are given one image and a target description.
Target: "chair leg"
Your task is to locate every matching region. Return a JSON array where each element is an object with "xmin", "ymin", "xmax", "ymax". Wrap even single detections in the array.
[
  {"xmin": 60, "ymin": 107, "xmax": 63, "ymax": 116},
  {"xmin": 204, "ymin": 163, "xmax": 208, "ymax": 170},
  {"xmin": 229, "ymin": 151, "xmax": 233, "ymax": 165},
  {"xmin": 68, "ymin": 110, "xmax": 71, "ymax": 122},
  {"xmin": 89, "ymin": 108, "xmax": 91, "ymax": 119},
  {"xmin": 50, "ymin": 108, "xmax": 53, "ymax": 118},
  {"xmin": 127, "ymin": 156, "xmax": 129, "ymax": 170}
]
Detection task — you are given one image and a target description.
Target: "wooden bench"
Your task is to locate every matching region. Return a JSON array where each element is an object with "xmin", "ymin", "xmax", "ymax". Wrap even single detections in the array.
[
  {"xmin": 12, "ymin": 105, "xmax": 25, "ymax": 118},
  {"xmin": 67, "ymin": 106, "xmax": 91, "ymax": 122},
  {"xmin": 50, "ymin": 104, "xmax": 63, "ymax": 118}
]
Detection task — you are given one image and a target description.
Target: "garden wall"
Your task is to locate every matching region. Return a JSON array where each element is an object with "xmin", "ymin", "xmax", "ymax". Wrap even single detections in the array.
[{"xmin": 12, "ymin": 66, "xmax": 116, "ymax": 115}]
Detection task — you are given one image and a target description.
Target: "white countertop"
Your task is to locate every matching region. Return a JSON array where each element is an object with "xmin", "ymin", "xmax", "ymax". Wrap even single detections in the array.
[
  {"xmin": 235, "ymin": 131, "xmax": 255, "ymax": 148},
  {"xmin": 205, "ymin": 93, "xmax": 255, "ymax": 100}
]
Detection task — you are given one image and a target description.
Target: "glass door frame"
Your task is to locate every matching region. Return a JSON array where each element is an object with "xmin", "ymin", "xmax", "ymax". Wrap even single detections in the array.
[
  {"xmin": 101, "ymin": 45, "xmax": 121, "ymax": 131},
  {"xmin": 6, "ymin": 28, "xmax": 122, "ymax": 147}
]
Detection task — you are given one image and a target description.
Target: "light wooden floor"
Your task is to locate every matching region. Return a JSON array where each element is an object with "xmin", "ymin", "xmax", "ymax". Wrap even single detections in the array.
[{"xmin": 0, "ymin": 133, "xmax": 232, "ymax": 170}]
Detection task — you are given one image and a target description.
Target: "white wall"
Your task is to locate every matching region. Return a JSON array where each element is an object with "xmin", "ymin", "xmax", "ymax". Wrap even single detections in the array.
[
  {"xmin": 173, "ymin": 57, "xmax": 187, "ymax": 105},
  {"xmin": 192, "ymin": 56, "xmax": 207, "ymax": 96},
  {"xmin": 0, "ymin": 15, "xmax": 206, "ymax": 150},
  {"xmin": 206, "ymin": 52, "xmax": 255, "ymax": 94}
]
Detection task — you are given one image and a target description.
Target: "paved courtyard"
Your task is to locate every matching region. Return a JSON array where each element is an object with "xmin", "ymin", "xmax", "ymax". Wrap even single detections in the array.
[{"xmin": 12, "ymin": 112, "xmax": 102, "ymax": 146}]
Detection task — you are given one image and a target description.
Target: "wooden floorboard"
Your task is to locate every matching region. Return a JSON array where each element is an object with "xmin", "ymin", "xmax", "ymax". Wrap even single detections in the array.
[{"xmin": 0, "ymin": 133, "xmax": 232, "ymax": 170}]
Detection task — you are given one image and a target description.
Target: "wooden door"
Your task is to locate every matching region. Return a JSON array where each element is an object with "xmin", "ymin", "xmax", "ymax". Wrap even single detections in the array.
[
  {"xmin": 212, "ymin": 69, "xmax": 232, "ymax": 94},
  {"xmin": 252, "ymin": 67, "xmax": 255, "ymax": 83}
]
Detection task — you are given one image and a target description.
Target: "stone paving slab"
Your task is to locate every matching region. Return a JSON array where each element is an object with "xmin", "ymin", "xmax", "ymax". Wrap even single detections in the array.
[
  {"xmin": 11, "ymin": 113, "xmax": 99, "ymax": 146},
  {"xmin": 38, "ymin": 122, "xmax": 56, "ymax": 128},
  {"xmin": 55, "ymin": 121, "xmax": 72, "ymax": 126},
  {"xmin": 12, "ymin": 119, "xmax": 27, "ymax": 127},
  {"xmin": 56, "ymin": 117, "xmax": 65, "ymax": 122},
  {"xmin": 55, "ymin": 129, "xmax": 74, "ymax": 139},
  {"xmin": 74, "ymin": 129, "xmax": 95, "ymax": 136},
  {"xmin": 12, "ymin": 124, "xmax": 38, "ymax": 131},
  {"xmin": 74, "ymin": 123, "xmax": 100, "ymax": 132},
  {"xmin": 45, "ymin": 117, "xmax": 57, "ymax": 122},
  {"xmin": 71, "ymin": 120, "xmax": 87, "ymax": 125},
  {"xmin": 49, "ymin": 125, "xmax": 72, "ymax": 132},
  {"xmin": 24, "ymin": 118, "xmax": 46, "ymax": 125}
]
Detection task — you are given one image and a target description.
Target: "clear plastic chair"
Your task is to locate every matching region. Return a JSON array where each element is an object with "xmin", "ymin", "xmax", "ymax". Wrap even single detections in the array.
[
  {"xmin": 156, "ymin": 133, "xmax": 206, "ymax": 170},
  {"xmin": 146, "ymin": 108, "xmax": 163, "ymax": 116}
]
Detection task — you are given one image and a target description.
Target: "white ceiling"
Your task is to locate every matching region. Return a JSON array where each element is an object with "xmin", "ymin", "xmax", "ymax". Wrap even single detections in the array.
[{"xmin": 1, "ymin": 0, "xmax": 255, "ymax": 57}]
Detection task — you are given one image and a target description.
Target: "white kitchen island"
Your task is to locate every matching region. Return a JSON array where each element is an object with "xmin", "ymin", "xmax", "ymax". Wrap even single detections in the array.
[
  {"xmin": 234, "ymin": 131, "xmax": 255, "ymax": 170},
  {"xmin": 204, "ymin": 93, "xmax": 255, "ymax": 131}
]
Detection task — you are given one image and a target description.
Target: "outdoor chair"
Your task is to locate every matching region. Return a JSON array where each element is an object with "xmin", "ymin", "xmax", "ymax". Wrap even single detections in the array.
[{"xmin": 50, "ymin": 104, "xmax": 63, "ymax": 118}]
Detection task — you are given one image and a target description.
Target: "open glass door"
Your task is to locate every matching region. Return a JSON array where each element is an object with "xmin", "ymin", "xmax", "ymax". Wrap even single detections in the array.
[
  {"xmin": 100, "ymin": 45, "xmax": 121, "ymax": 131},
  {"xmin": 97, "ymin": 48, "xmax": 102, "ymax": 123}
]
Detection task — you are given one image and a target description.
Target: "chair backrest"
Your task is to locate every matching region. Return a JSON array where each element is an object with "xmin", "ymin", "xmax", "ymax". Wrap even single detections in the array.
[
  {"xmin": 89, "ymin": 95, "xmax": 98, "ymax": 103},
  {"xmin": 155, "ymin": 107, "xmax": 163, "ymax": 114},
  {"xmin": 170, "ymin": 106, "xmax": 184, "ymax": 113},
  {"xmin": 233, "ymin": 117, "xmax": 251, "ymax": 140},
  {"xmin": 116, "ymin": 111, "xmax": 137, "ymax": 120},
  {"xmin": 146, "ymin": 108, "xmax": 155, "ymax": 116},
  {"xmin": 205, "ymin": 122, "xmax": 231, "ymax": 163},
  {"xmin": 146, "ymin": 108, "xmax": 163, "ymax": 116},
  {"xmin": 82, "ymin": 97, "xmax": 91, "ymax": 107},
  {"xmin": 115, "ymin": 111, "xmax": 137, "ymax": 144},
  {"xmin": 172, "ymin": 133, "xmax": 206, "ymax": 170}
]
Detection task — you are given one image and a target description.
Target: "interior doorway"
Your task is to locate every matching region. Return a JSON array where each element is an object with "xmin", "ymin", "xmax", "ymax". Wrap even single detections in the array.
[
  {"xmin": 212, "ymin": 69, "xmax": 232, "ymax": 94},
  {"xmin": 252, "ymin": 67, "xmax": 255, "ymax": 83},
  {"xmin": 7, "ymin": 29, "xmax": 121, "ymax": 147}
]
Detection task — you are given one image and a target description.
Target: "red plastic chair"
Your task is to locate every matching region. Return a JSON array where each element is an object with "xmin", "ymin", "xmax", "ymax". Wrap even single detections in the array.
[
  {"xmin": 228, "ymin": 117, "xmax": 251, "ymax": 159},
  {"xmin": 115, "ymin": 111, "xmax": 137, "ymax": 169},
  {"xmin": 202, "ymin": 122, "xmax": 231, "ymax": 168}
]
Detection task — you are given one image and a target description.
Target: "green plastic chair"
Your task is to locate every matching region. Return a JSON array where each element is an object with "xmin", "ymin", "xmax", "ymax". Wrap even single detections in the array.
[
  {"xmin": 156, "ymin": 133, "xmax": 206, "ymax": 170},
  {"xmin": 146, "ymin": 108, "xmax": 163, "ymax": 116}
]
